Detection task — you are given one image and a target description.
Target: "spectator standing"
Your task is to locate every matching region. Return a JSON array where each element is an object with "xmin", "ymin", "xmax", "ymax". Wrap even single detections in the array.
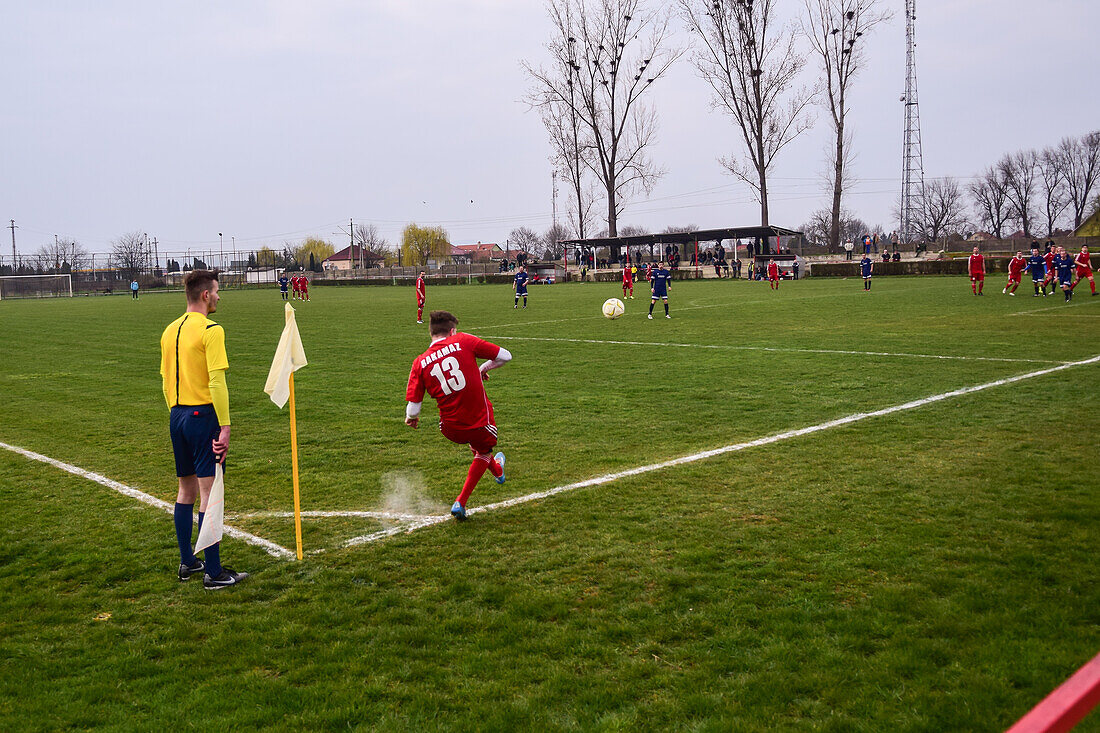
[
  {"xmin": 844, "ymin": 240, "xmax": 854, "ymax": 260},
  {"xmin": 131, "ymin": 280, "xmax": 139, "ymax": 300}
]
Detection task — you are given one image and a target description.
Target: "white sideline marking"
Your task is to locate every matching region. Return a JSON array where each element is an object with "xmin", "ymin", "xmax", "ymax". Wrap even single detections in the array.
[
  {"xmin": 235, "ymin": 510, "xmax": 436, "ymax": 521},
  {"xmin": 344, "ymin": 354, "xmax": 1100, "ymax": 548},
  {"xmin": 494, "ymin": 336, "xmax": 1065, "ymax": 365},
  {"xmin": 0, "ymin": 442, "xmax": 296, "ymax": 560},
  {"xmin": 1008, "ymin": 301, "xmax": 1098, "ymax": 316}
]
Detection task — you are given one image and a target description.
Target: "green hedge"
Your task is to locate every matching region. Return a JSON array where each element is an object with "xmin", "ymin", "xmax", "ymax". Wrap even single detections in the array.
[{"xmin": 809, "ymin": 258, "xmax": 1019, "ymax": 277}]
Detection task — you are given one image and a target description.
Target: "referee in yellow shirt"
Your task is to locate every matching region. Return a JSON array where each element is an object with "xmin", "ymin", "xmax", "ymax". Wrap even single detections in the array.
[{"xmin": 159, "ymin": 270, "xmax": 247, "ymax": 589}]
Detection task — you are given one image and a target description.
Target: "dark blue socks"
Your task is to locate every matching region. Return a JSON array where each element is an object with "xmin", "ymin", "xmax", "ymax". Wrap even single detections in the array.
[
  {"xmin": 196, "ymin": 511, "xmax": 222, "ymax": 578},
  {"xmin": 174, "ymin": 503, "xmax": 196, "ymax": 564}
]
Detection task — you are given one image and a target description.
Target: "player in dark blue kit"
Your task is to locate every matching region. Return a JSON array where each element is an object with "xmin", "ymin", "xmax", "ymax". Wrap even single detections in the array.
[
  {"xmin": 860, "ymin": 254, "xmax": 873, "ymax": 291},
  {"xmin": 278, "ymin": 273, "xmax": 289, "ymax": 301},
  {"xmin": 513, "ymin": 266, "xmax": 529, "ymax": 309},
  {"xmin": 648, "ymin": 261, "xmax": 672, "ymax": 319},
  {"xmin": 1054, "ymin": 247, "xmax": 1076, "ymax": 302},
  {"xmin": 1026, "ymin": 246, "xmax": 1047, "ymax": 297}
]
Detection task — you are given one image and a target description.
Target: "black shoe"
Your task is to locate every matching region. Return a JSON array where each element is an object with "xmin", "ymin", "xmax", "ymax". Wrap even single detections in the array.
[
  {"xmin": 203, "ymin": 567, "xmax": 249, "ymax": 590},
  {"xmin": 178, "ymin": 559, "xmax": 205, "ymax": 581}
]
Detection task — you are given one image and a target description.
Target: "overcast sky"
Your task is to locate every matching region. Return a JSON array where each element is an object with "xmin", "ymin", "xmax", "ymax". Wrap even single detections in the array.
[{"xmin": 3, "ymin": 0, "xmax": 1097, "ymax": 257}]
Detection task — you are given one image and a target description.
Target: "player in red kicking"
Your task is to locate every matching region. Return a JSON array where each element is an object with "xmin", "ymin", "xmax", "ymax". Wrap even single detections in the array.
[
  {"xmin": 1041, "ymin": 246, "xmax": 1056, "ymax": 295},
  {"xmin": 1071, "ymin": 245, "xmax": 1096, "ymax": 296},
  {"xmin": 415, "ymin": 271, "xmax": 426, "ymax": 323},
  {"xmin": 968, "ymin": 246, "xmax": 986, "ymax": 295},
  {"xmin": 405, "ymin": 310, "xmax": 512, "ymax": 521},
  {"xmin": 1003, "ymin": 251, "xmax": 1027, "ymax": 296},
  {"xmin": 766, "ymin": 259, "xmax": 780, "ymax": 290},
  {"xmin": 622, "ymin": 265, "xmax": 634, "ymax": 299}
]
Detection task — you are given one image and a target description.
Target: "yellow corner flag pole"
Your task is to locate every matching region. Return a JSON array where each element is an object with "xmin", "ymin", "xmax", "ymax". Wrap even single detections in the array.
[
  {"xmin": 263, "ymin": 301, "xmax": 309, "ymax": 561},
  {"xmin": 289, "ymin": 372, "xmax": 303, "ymax": 560}
]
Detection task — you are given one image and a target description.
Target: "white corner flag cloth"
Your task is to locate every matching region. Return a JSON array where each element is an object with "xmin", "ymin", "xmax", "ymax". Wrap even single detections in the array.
[
  {"xmin": 264, "ymin": 302, "xmax": 308, "ymax": 408},
  {"xmin": 194, "ymin": 462, "xmax": 225, "ymax": 553}
]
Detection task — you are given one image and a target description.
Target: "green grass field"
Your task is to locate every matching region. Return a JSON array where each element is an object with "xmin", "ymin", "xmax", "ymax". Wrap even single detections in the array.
[{"xmin": 2, "ymin": 276, "xmax": 1099, "ymax": 731}]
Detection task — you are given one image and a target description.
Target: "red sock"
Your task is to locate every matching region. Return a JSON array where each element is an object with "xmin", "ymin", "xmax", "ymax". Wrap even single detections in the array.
[
  {"xmin": 1091, "ymin": 280, "xmax": 1096, "ymax": 294},
  {"xmin": 418, "ymin": 306, "xmax": 423, "ymax": 320},
  {"xmin": 972, "ymin": 282, "xmax": 977, "ymax": 294},
  {"xmin": 488, "ymin": 457, "xmax": 502, "ymax": 479},
  {"xmin": 456, "ymin": 454, "xmax": 491, "ymax": 506}
]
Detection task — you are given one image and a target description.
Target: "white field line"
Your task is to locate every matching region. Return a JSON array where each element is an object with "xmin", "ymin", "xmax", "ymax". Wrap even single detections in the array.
[
  {"xmin": 494, "ymin": 336, "xmax": 1066, "ymax": 365},
  {"xmin": 233, "ymin": 510, "xmax": 437, "ymax": 521},
  {"xmin": 344, "ymin": 353, "xmax": 1100, "ymax": 548},
  {"xmin": 0, "ymin": 441, "xmax": 296, "ymax": 560},
  {"xmin": 1007, "ymin": 300, "xmax": 1099, "ymax": 316}
]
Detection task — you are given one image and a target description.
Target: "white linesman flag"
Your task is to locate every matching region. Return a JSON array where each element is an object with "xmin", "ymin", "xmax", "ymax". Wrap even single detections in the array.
[
  {"xmin": 264, "ymin": 302, "xmax": 308, "ymax": 408},
  {"xmin": 194, "ymin": 462, "xmax": 225, "ymax": 553}
]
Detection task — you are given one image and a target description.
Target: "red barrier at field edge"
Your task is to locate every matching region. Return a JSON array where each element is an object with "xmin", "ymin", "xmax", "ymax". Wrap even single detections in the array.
[{"xmin": 1006, "ymin": 651, "xmax": 1100, "ymax": 733}]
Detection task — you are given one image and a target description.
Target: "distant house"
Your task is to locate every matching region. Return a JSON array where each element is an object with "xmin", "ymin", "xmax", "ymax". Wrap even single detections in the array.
[
  {"xmin": 968, "ymin": 231, "xmax": 994, "ymax": 242},
  {"xmin": 1074, "ymin": 208, "xmax": 1100, "ymax": 237},
  {"xmin": 322, "ymin": 245, "xmax": 386, "ymax": 271},
  {"xmin": 449, "ymin": 246, "xmax": 473, "ymax": 265},
  {"xmin": 451, "ymin": 242, "xmax": 503, "ymax": 262}
]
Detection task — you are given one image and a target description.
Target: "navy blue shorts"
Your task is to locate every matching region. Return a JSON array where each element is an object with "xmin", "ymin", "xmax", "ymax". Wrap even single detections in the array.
[
  {"xmin": 170, "ymin": 404, "xmax": 220, "ymax": 478},
  {"xmin": 516, "ymin": 288, "xmax": 528, "ymax": 296}
]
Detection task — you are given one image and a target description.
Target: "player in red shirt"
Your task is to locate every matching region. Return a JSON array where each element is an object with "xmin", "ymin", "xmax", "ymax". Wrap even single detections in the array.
[
  {"xmin": 1042, "ymin": 247, "xmax": 1056, "ymax": 295},
  {"xmin": 1071, "ymin": 245, "xmax": 1096, "ymax": 295},
  {"xmin": 645, "ymin": 262, "xmax": 653, "ymax": 282},
  {"xmin": 415, "ymin": 271, "xmax": 426, "ymax": 323},
  {"xmin": 1003, "ymin": 251, "xmax": 1027, "ymax": 296},
  {"xmin": 292, "ymin": 275, "xmax": 303, "ymax": 300},
  {"xmin": 766, "ymin": 259, "xmax": 780, "ymax": 290},
  {"xmin": 299, "ymin": 275, "xmax": 310, "ymax": 302},
  {"xmin": 405, "ymin": 310, "xmax": 512, "ymax": 520},
  {"xmin": 622, "ymin": 266, "xmax": 634, "ymax": 299},
  {"xmin": 968, "ymin": 247, "xmax": 985, "ymax": 295}
]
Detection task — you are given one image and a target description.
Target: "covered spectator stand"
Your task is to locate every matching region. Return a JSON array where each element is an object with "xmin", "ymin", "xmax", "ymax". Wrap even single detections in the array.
[{"xmin": 560, "ymin": 225, "xmax": 802, "ymax": 273}]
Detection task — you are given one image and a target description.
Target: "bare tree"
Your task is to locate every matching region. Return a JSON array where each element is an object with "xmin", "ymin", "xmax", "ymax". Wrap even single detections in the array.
[
  {"xmin": 508, "ymin": 227, "xmax": 542, "ymax": 259},
  {"xmin": 111, "ymin": 231, "xmax": 149, "ymax": 279},
  {"xmin": 800, "ymin": 207, "xmax": 866, "ymax": 246},
  {"xmin": 914, "ymin": 177, "xmax": 968, "ymax": 243},
  {"xmin": 968, "ymin": 166, "xmax": 1011, "ymax": 240},
  {"xmin": 1056, "ymin": 131, "xmax": 1100, "ymax": 229},
  {"xmin": 541, "ymin": 222, "xmax": 573, "ymax": 260},
  {"xmin": 354, "ymin": 223, "xmax": 390, "ymax": 267},
  {"xmin": 526, "ymin": 0, "xmax": 682, "ymax": 251},
  {"xmin": 802, "ymin": 0, "xmax": 890, "ymax": 251},
  {"xmin": 32, "ymin": 238, "xmax": 90, "ymax": 274},
  {"xmin": 999, "ymin": 150, "xmax": 1038, "ymax": 238},
  {"xmin": 680, "ymin": 0, "xmax": 814, "ymax": 225},
  {"xmin": 1037, "ymin": 147, "xmax": 1069, "ymax": 237}
]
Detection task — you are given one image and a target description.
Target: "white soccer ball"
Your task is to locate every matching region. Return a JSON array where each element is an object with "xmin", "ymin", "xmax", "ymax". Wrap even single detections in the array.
[{"xmin": 602, "ymin": 297, "xmax": 625, "ymax": 320}]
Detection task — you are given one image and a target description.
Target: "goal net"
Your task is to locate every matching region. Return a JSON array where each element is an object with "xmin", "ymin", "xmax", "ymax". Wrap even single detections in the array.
[{"xmin": 0, "ymin": 274, "xmax": 73, "ymax": 300}]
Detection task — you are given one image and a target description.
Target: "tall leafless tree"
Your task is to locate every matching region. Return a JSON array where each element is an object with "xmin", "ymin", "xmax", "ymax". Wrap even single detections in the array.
[
  {"xmin": 541, "ymin": 222, "xmax": 573, "ymax": 260},
  {"xmin": 968, "ymin": 166, "xmax": 1011, "ymax": 240},
  {"xmin": 508, "ymin": 226, "xmax": 542, "ymax": 259},
  {"xmin": 680, "ymin": 0, "xmax": 814, "ymax": 226},
  {"xmin": 543, "ymin": 107, "xmax": 598, "ymax": 239},
  {"xmin": 914, "ymin": 177, "xmax": 968, "ymax": 243},
  {"xmin": 802, "ymin": 0, "xmax": 890, "ymax": 252},
  {"xmin": 999, "ymin": 150, "xmax": 1038, "ymax": 238},
  {"xmin": 354, "ymin": 222, "xmax": 391, "ymax": 267},
  {"xmin": 1037, "ymin": 147, "xmax": 1069, "ymax": 237},
  {"xmin": 526, "ymin": 0, "xmax": 682, "ymax": 253},
  {"xmin": 800, "ymin": 207, "xmax": 867, "ymax": 246},
  {"xmin": 111, "ymin": 231, "xmax": 149, "ymax": 279},
  {"xmin": 1056, "ymin": 131, "xmax": 1100, "ymax": 229},
  {"xmin": 33, "ymin": 238, "xmax": 90, "ymax": 274}
]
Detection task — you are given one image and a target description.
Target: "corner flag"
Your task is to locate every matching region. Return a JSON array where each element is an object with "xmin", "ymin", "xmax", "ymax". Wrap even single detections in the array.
[
  {"xmin": 264, "ymin": 302, "xmax": 308, "ymax": 407},
  {"xmin": 264, "ymin": 302, "xmax": 308, "ymax": 559},
  {"xmin": 194, "ymin": 463, "xmax": 225, "ymax": 553}
]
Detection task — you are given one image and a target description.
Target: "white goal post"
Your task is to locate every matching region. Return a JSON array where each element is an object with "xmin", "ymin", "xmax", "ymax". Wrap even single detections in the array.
[{"xmin": 0, "ymin": 274, "xmax": 73, "ymax": 300}]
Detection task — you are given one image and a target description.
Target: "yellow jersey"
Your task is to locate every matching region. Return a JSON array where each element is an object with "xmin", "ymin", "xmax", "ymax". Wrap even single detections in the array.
[{"xmin": 160, "ymin": 312, "xmax": 229, "ymax": 409}]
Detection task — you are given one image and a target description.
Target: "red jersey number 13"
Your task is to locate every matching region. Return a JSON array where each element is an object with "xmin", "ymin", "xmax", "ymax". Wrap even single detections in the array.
[{"xmin": 430, "ymin": 356, "xmax": 467, "ymax": 395}]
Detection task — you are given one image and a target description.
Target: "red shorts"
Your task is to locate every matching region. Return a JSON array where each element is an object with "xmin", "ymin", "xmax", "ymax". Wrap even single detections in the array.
[
  {"xmin": 1008, "ymin": 273, "xmax": 1022, "ymax": 284},
  {"xmin": 970, "ymin": 272, "xmax": 984, "ymax": 282},
  {"xmin": 440, "ymin": 422, "xmax": 498, "ymax": 455},
  {"xmin": 769, "ymin": 274, "xmax": 779, "ymax": 281},
  {"xmin": 417, "ymin": 296, "xmax": 425, "ymax": 306},
  {"xmin": 1077, "ymin": 267, "xmax": 1092, "ymax": 279}
]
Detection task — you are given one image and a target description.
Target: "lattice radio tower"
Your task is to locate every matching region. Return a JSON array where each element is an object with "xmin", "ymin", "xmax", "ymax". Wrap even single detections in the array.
[{"xmin": 899, "ymin": 0, "xmax": 925, "ymax": 246}]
